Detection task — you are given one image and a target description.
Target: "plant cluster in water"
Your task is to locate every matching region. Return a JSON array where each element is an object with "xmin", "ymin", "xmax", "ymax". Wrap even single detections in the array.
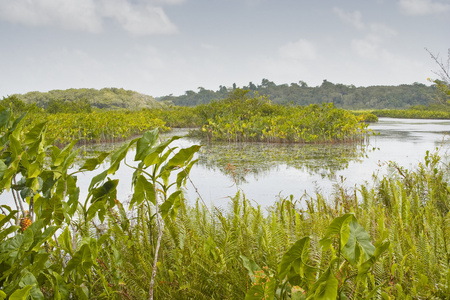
[{"xmin": 193, "ymin": 89, "xmax": 371, "ymax": 143}]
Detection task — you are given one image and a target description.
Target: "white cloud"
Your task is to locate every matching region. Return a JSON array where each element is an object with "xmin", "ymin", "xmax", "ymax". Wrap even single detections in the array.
[
  {"xmin": 100, "ymin": 0, "xmax": 178, "ymax": 35},
  {"xmin": 0, "ymin": 0, "xmax": 179, "ymax": 35},
  {"xmin": 398, "ymin": 0, "xmax": 450, "ymax": 15},
  {"xmin": 0, "ymin": 0, "xmax": 102, "ymax": 32},
  {"xmin": 333, "ymin": 7, "xmax": 365, "ymax": 30},
  {"xmin": 278, "ymin": 39, "xmax": 317, "ymax": 61},
  {"xmin": 369, "ymin": 23, "xmax": 397, "ymax": 37},
  {"xmin": 148, "ymin": 0, "xmax": 186, "ymax": 4},
  {"xmin": 351, "ymin": 36, "xmax": 382, "ymax": 59},
  {"xmin": 351, "ymin": 22, "xmax": 397, "ymax": 60}
]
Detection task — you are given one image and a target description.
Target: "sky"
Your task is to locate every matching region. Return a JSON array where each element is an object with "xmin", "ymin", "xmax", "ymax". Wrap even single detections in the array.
[{"xmin": 0, "ymin": 0, "xmax": 449, "ymax": 98}]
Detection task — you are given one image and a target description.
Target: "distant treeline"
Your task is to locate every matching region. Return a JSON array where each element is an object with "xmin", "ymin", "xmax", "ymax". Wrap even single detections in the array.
[
  {"xmin": 159, "ymin": 79, "xmax": 437, "ymax": 109},
  {"xmin": 9, "ymin": 87, "xmax": 162, "ymax": 111}
]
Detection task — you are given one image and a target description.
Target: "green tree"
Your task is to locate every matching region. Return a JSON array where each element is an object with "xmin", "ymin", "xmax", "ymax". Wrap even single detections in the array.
[{"xmin": 426, "ymin": 48, "xmax": 450, "ymax": 104}]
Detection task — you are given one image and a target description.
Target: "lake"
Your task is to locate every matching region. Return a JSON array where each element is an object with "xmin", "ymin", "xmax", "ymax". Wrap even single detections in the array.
[
  {"xmin": 2, "ymin": 118, "xmax": 450, "ymax": 209},
  {"xmin": 78, "ymin": 117, "xmax": 450, "ymax": 208}
]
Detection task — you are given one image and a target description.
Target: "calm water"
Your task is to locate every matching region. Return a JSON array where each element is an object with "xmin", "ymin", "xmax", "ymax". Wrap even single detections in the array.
[
  {"xmin": 2, "ymin": 118, "xmax": 450, "ymax": 208},
  {"xmin": 183, "ymin": 118, "xmax": 450, "ymax": 207}
]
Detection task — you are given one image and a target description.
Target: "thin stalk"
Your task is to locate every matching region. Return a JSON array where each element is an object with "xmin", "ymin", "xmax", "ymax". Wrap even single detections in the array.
[{"xmin": 149, "ymin": 192, "xmax": 162, "ymax": 300}]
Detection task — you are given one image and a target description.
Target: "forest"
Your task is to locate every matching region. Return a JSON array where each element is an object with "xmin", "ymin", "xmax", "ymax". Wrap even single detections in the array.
[
  {"xmin": 12, "ymin": 88, "xmax": 162, "ymax": 111},
  {"xmin": 159, "ymin": 79, "xmax": 436, "ymax": 109}
]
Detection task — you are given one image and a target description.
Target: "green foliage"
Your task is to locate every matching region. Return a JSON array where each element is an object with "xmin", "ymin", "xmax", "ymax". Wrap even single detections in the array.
[
  {"xmin": 23, "ymin": 110, "xmax": 169, "ymax": 144},
  {"xmin": 0, "ymin": 96, "xmax": 42, "ymax": 115},
  {"xmin": 194, "ymin": 89, "xmax": 370, "ymax": 143},
  {"xmin": 13, "ymin": 87, "xmax": 163, "ymax": 111},
  {"xmin": 46, "ymin": 98, "xmax": 92, "ymax": 114},
  {"xmin": 0, "ymin": 107, "xmax": 200, "ymax": 298},
  {"xmin": 372, "ymin": 108, "xmax": 450, "ymax": 119},
  {"xmin": 160, "ymin": 79, "xmax": 435, "ymax": 109}
]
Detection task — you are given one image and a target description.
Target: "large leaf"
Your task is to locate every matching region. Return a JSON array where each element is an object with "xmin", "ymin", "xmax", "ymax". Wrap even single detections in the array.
[
  {"xmin": 0, "ymin": 160, "xmax": 7, "ymax": 180},
  {"xmin": 307, "ymin": 268, "xmax": 338, "ymax": 300},
  {"xmin": 160, "ymin": 191, "xmax": 182, "ymax": 219},
  {"xmin": 245, "ymin": 284, "xmax": 265, "ymax": 300},
  {"xmin": 79, "ymin": 152, "xmax": 109, "ymax": 171},
  {"xmin": 89, "ymin": 170, "xmax": 108, "ymax": 190},
  {"xmin": 357, "ymin": 241, "xmax": 390, "ymax": 280},
  {"xmin": 323, "ymin": 213, "xmax": 354, "ymax": 248},
  {"xmin": 135, "ymin": 128, "xmax": 159, "ymax": 161},
  {"xmin": 240, "ymin": 255, "xmax": 261, "ymax": 283},
  {"xmin": 9, "ymin": 285, "xmax": 33, "ymax": 300},
  {"xmin": 52, "ymin": 140, "xmax": 77, "ymax": 167},
  {"xmin": 130, "ymin": 175, "xmax": 155, "ymax": 208},
  {"xmin": 23, "ymin": 122, "xmax": 46, "ymax": 145},
  {"xmin": 108, "ymin": 138, "xmax": 138, "ymax": 174},
  {"xmin": 342, "ymin": 217, "xmax": 375, "ymax": 264},
  {"xmin": 142, "ymin": 136, "xmax": 181, "ymax": 167},
  {"xmin": 57, "ymin": 226, "xmax": 73, "ymax": 256},
  {"xmin": 167, "ymin": 145, "xmax": 201, "ymax": 168},
  {"xmin": 278, "ymin": 237, "xmax": 310, "ymax": 279},
  {"xmin": 20, "ymin": 272, "xmax": 44, "ymax": 300},
  {"xmin": 64, "ymin": 244, "xmax": 93, "ymax": 279},
  {"xmin": 244, "ymin": 278, "xmax": 276, "ymax": 300},
  {"xmin": 176, "ymin": 159, "xmax": 198, "ymax": 189}
]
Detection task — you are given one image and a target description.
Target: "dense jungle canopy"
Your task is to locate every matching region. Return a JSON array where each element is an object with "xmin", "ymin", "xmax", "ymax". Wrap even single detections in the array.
[{"xmin": 159, "ymin": 79, "xmax": 436, "ymax": 109}]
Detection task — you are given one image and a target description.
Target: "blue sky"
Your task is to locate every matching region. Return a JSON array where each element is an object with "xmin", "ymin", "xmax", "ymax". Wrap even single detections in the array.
[{"xmin": 0, "ymin": 0, "xmax": 449, "ymax": 98}]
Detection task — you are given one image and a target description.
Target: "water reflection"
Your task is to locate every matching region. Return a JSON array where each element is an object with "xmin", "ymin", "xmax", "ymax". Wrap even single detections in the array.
[{"xmin": 197, "ymin": 141, "xmax": 372, "ymax": 185}]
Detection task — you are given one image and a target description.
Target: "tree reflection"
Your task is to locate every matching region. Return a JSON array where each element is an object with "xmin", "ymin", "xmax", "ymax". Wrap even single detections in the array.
[{"xmin": 196, "ymin": 141, "xmax": 374, "ymax": 185}]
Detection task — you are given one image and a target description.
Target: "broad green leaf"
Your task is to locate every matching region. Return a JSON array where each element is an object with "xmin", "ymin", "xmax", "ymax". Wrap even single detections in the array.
[
  {"xmin": 0, "ymin": 160, "xmax": 7, "ymax": 179},
  {"xmin": 23, "ymin": 122, "xmax": 46, "ymax": 145},
  {"xmin": 89, "ymin": 170, "xmax": 108, "ymax": 190},
  {"xmin": 65, "ymin": 244, "xmax": 93, "ymax": 278},
  {"xmin": 20, "ymin": 272, "xmax": 44, "ymax": 300},
  {"xmin": 176, "ymin": 159, "xmax": 198, "ymax": 189},
  {"xmin": 58, "ymin": 226, "xmax": 73, "ymax": 256},
  {"xmin": 108, "ymin": 138, "xmax": 138, "ymax": 174},
  {"xmin": 27, "ymin": 162, "xmax": 41, "ymax": 178},
  {"xmin": 75, "ymin": 286, "xmax": 90, "ymax": 300},
  {"xmin": 28, "ymin": 253, "xmax": 50, "ymax": 276},
  {"xmin": 33, "ymin": 225, "xmax": 59, "ymax": 251},
  {"xmin": 79, "ymin": 152, "xmax": 109, "ymax": 171},
  {"xmin": 0, "ymin": 108, "xmax": 11, "ymax": 129},
  {"xmin": 53, "ymin": 140, "xmax": 77, "ymax": 167},
  {"xmin": 130, "ymin": 175, "xmax": 155, "ymax": 208},
  {"xmin": 323, "ymin": 213, "xmax": 354, "ymax": 248},
  {"xmin": 278, "ymin": 237, "xmax": 310, "ymax": 279},
  {"xmin": 0, "ymin": 210, "xmax": 17, "ymax": 229},
  {"xmin": 9, "ymin": 133, "xmax": 23, "ymax": 161},
  {"xmin": 342, "ymin": 217, "xmax": 375, "ymax": 264},
  {"xmin": 90, "ymin": 179, "xmax": 119, "ymax": 204},
  {"xmin": 307, "ymin": 268, "xmax": 338, "ymax": 300},
  {"xmin": 160, "ymin": 191, "xmax": 182, "ymax": 219},
  {"xmin": 245, "ymin": 284, "xmax": 265, "ymax": 300},
  {"xmin": 357, "ymin": 241, "xmax": 390, "ymax": 280},
  {"xmin": 135, "ymin": 128, "xmax": 159, "ymax": 161},
  {"xmin": 167, "ymin": 145, "xmax": 201, "ymax": 168},
  {"xmin": 0, "ymin": 226, "xmax": 19, "ymax": 242},
  {"xmin": 240, "ymin": 255, "xmax": 261, "ymax": 283},
  {"xmin": 142, "ymin": 136, "xmax": 181, "ymax": 166},
  {"xmin": 9, "ymin": 285, "xmax": 33, "ymax": 300},
  {"xmin": 87, "ymin": 200, "xmax": 107, "ymax": 223}
]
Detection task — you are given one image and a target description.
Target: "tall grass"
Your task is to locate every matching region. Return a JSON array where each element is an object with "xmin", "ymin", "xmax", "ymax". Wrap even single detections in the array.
[{"xmin": 96, "ymin": 150, "xmax": 450, "ymax": 298}]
